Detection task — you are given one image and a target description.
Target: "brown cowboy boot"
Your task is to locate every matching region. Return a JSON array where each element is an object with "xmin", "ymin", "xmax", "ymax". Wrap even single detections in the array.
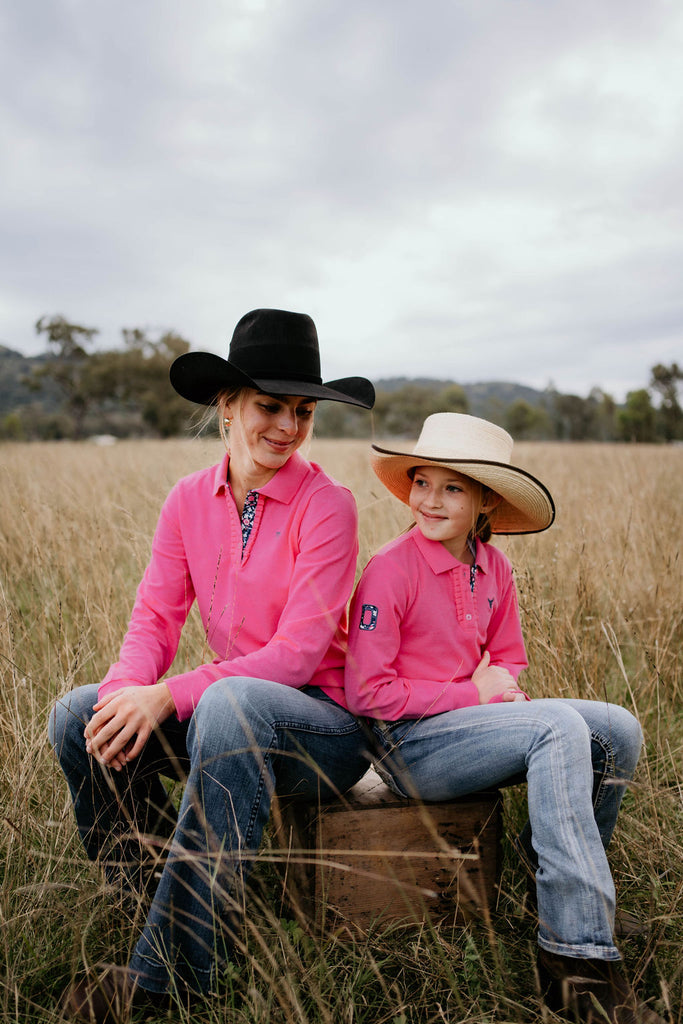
[{"xmin": 537, "ymin": 949, "xmax": 667, "ymax": 1024}]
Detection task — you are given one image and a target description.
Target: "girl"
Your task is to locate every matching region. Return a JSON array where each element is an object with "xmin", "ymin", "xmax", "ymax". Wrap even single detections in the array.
[
  {"xmin": 50, "ymin": 308, "xmax": 375, "ymax": 1022},
  {"xmin": 345, "ymin": 413, "xmax": 663, "ymax": 1024}
]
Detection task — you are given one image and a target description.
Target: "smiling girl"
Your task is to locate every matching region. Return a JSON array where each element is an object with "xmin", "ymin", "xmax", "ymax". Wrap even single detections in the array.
[{"xmin": 344, "ymin": 413, "xmax": 663, "ymax": 1024}]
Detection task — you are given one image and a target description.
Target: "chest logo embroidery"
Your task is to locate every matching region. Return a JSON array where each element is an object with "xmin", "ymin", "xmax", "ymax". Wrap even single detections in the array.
[
  {"xmin": 359, "ymin": 604, "xmax": 379, "ymax": 630},
  {"xmin": 488, "ymin": 598, "xmax": 494, "ymax": 610}
]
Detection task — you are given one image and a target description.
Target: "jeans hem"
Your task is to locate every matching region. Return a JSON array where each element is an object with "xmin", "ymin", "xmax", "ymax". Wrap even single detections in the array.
[{"xmin": 537, "ymin": 937, "xmax": 621, "ymax": 961}]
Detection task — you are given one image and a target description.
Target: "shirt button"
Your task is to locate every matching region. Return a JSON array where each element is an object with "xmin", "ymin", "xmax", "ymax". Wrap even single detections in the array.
[{"xmin": 465, "ymin": 614, "xmax": 472, "ymax": 621}]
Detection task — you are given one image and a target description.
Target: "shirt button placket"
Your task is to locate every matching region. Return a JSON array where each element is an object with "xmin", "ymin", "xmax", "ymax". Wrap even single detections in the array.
[{"xmin": 463, "ymin": 569, "xmax": 474, "ymax": 626}]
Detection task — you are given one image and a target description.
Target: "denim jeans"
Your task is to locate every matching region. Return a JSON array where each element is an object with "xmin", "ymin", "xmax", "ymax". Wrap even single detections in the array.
[
  {"xmin": 49, "ymin": 677, "xmax": 371, "ymax": 994},
  {"xmin": 370, "ymin": 698, "xmax": 643, "ymax": 961}
]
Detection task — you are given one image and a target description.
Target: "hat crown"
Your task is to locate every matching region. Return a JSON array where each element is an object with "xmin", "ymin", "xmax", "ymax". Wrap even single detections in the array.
[
  {"xmin": 413, "ymin": 414, "xmax": 514, "ymax": 465},
  {"xmin": 229, "ymin": 308, "xmax": 322, "ymax": 384},
  {"xmin": 169, "ymin": 307, "xmax": 375, "ymax": 409}
]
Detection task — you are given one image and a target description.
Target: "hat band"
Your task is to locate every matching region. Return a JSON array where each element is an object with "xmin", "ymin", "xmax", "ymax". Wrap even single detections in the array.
[{"xmin": 251, "ymin": 370, "xmax": 324, "ymax": 385}]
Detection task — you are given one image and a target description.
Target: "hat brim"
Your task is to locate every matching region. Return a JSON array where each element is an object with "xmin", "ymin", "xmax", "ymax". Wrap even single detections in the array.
[
  {"xmin": 170, "ymin": 352, "xmax": 375, "ymax": 409},
  {"xmin": 371, "ymin": 446, "xmax": 555, "ymax": 535}
]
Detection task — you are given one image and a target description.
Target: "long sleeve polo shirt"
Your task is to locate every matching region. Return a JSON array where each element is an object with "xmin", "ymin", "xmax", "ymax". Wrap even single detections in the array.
[
  {"xmin": 344, "ymin": 528, "xmax": 528, "ymax": 721},
  {"xmin": 98, "ymin": 451, "xmax": 359, "ymax": 720}
]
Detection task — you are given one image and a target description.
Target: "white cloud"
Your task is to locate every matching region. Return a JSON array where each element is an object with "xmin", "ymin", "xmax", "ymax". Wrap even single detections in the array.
[{"xmin": 1, "ymin": 0, "xmax": 682, "ymax": 400}]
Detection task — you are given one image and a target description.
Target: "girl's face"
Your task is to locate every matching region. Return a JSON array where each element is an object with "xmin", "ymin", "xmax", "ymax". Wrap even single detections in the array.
[
  {"xmin": 408, "ymin": 465, "xmax": 493, "ymax": 562},
  {"xmin": 225, "ymin": 389, "xmax": 316, "ymax": 484}
]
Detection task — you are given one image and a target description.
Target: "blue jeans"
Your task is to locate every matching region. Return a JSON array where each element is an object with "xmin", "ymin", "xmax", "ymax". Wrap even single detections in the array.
[
  {"xmin": 370, "ymin": 698, "xmax": 643, "ymax": 961},
  {"xmin": 49, "ymin": 677, "xmax": 371, "ymax": 994}
]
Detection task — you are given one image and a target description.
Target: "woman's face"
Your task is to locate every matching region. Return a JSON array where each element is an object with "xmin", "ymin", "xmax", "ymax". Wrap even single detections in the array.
[{"xmin": 225, "ymin": 389, "xmax": 316, "ymax": 483}]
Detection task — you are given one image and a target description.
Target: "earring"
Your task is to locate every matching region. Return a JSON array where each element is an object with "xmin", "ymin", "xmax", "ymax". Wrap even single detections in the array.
[{"xmin": 224, "ymin": 418, "xmax": 232, "ymax": 427}]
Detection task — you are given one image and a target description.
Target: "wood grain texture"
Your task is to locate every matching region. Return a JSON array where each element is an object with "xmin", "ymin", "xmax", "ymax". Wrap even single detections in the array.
[{"xmin": 274, "ymin": 768, "xmax": 502, "ymax": 930}]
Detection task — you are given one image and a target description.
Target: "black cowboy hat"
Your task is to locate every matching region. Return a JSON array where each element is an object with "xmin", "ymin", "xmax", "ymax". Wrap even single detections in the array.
[{"xmin": 170, "ymin": 308, "xmax": 375, "ymax": 409}]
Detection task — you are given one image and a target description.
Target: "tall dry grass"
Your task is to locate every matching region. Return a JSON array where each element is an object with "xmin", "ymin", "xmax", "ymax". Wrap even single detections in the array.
[{"xmin": 0, "ymin": 438, "xmax": 681, "ymax": 1023}]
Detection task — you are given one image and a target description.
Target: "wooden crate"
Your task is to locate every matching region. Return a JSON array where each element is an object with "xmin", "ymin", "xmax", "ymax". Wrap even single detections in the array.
[{"xmin": 273, "ymin": 768, "xmax": 502, "ymax": 930}]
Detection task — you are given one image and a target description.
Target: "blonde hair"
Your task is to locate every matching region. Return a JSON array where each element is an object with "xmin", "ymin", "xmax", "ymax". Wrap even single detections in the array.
[
  {"xmin": 191, "ymin": 387, "xmax": 244, "ymax": 442},
  {"xmin": 216, "ymin": 387, "xmax": 245, "ymax": 448},
  {"xmin": 473, "ymin": 486, "xmax": 496, "ymax": 543},
  {"xmin": 460, "ymin": 478, "xmax": 500, "ymax": 543}
]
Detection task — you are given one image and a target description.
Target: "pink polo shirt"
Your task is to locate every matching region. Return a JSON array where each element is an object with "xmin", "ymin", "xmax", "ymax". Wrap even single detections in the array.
[
  {"xmin": 344, "ymin": 528, "xmax": 528, "ymax": 721},
  {"xmin": 98, "ymin": 451, "xmax": 358, "ymax": 720}
]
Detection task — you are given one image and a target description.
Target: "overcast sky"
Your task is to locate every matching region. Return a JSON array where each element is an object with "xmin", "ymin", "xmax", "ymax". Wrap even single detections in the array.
[{"xmin": 2, "ymin": 0, "xmax": 681, "ymax": 400}]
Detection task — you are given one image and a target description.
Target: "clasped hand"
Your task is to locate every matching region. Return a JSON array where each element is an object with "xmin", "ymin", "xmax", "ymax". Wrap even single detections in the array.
[
  {"xmin": 84, "ymin": 684, "xmax": 175, "ymax": 771},
  {"xmin": 472, "ymin": 651, "xmax": 527, "ymax": 704}
]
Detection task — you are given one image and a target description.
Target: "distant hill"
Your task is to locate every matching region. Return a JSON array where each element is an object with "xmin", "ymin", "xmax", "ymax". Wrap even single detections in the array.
[
  {"xmin": 0, "ymin": 345, "xmax": 62, "ymax": 412},
  {"xmin": 375, "ymin": 377, "xmax": 552, "ymax": 418}
]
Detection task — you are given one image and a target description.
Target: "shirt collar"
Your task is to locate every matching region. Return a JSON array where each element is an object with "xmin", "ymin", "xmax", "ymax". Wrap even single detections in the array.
[
  {"xmin": 410, "ymin": 528, "xmax": 491, "ymax": 575},
  {"xmin": 212, "ymin": 453, "xmax": 231, "ymax": 496},
  {"xmin": 212, "ymin": 450, "xmax": 309, "ymax": 505}
]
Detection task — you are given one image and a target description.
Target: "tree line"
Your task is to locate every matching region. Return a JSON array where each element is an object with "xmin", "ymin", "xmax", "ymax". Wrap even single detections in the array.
[{"xmin": 1, "ymin": 315, "xmax": 681, "ymax": 443}]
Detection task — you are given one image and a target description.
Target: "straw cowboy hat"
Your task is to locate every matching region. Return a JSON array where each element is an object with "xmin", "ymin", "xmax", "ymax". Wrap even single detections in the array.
[
  {"xmin": 371, "ymin": 413, "xmax": 555, "ymax": 534},
  {"xmin": 170, "ymin": 308, "xmax": 375, "ymax": 409}
]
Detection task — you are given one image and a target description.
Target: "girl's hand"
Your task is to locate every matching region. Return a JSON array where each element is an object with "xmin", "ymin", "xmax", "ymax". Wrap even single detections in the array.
[
  {"xmin": 84, "ymin": 684, "xmax": 176, "ymax": 770},
  {"xmin": 472, "ymin": 651, "xmax": 522, "ymax": 705},
  {"xmin": 487, "ymin": 689, "xmax": 528, "ymax": 703}
]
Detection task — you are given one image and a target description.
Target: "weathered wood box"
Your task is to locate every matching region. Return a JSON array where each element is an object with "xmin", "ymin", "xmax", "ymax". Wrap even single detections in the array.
[{"xmin": 273, "ymin": 768, "xmax": 502, "ymax": 931}]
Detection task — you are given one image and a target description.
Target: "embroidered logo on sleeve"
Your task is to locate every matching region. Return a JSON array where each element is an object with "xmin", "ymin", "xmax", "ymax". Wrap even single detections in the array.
[
  {"xmin": 488, "ymin": 598, "xmax": 494, "ymax": 610},
  {"xmin": 359, "ymin": 604, "xmax": 379, "ymax": 630}
]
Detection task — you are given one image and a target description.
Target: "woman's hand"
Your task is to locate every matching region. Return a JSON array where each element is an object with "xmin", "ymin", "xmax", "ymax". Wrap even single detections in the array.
[
  {"xmin": 84, "ymin": 684, "xmax": 176, "ymax": 770},
  {"xmin": 472, "ymin": 651, "xmax": 527, "ymax": 704}
]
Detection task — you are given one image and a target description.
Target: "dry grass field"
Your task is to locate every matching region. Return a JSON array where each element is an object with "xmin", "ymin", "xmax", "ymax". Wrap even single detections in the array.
[{"xmin": 0, "ymin": 437, "xmax": 682, "ymax": 1023}]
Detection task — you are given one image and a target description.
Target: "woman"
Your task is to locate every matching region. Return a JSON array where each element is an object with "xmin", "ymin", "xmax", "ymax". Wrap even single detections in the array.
[{"xmin": 49, "ymin": 308, "xmax": 375, "ymax": 1021}]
